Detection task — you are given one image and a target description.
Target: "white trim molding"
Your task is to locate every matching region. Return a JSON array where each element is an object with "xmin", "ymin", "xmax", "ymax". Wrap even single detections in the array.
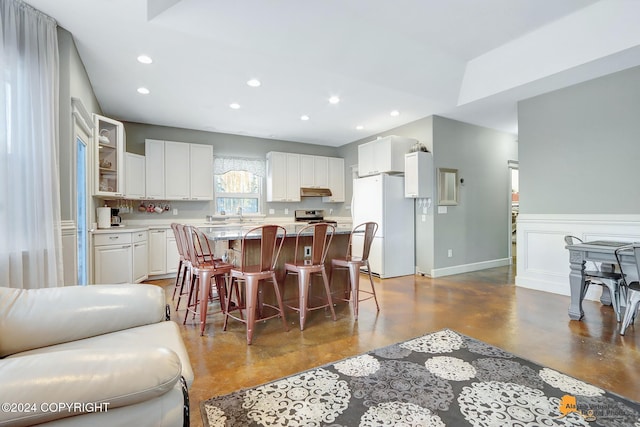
[
  {"xmin": 421, "ymin": 257, "xmax": 512, "ymax": 278},
  {"xmin": 61, "ymin": 220, "xmax": 77, "ymax": 286},
  {"xmin": 515, "ymin": 214, "xmax": 640, "ymax": 299}
]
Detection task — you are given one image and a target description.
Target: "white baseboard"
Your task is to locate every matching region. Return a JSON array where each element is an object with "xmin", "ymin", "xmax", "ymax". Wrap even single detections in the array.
[{"xmin": 421, "ymin": 257, "xmax": 512, "ymax": 278}]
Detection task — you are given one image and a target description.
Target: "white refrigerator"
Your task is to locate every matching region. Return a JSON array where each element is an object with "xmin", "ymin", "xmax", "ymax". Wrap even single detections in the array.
[{"xmin": 351, "ymin": 173, "xmax": 415, "ymax": 278}]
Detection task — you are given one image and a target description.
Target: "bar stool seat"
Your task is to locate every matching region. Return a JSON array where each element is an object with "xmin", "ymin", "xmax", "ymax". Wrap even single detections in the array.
[{"xmin": 284, "ymin": 223, "xmax": 337, "ymax": 330}]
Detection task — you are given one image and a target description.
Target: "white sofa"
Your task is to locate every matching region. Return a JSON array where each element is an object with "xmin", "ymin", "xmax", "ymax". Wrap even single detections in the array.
[{"xmin": 0, "ymin": 284, "xmax": 193, "ymax": 427}]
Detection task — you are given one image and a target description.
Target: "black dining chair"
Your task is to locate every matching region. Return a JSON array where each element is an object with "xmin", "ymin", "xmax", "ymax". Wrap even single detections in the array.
[{"xmin": 614, "ymin": 244, "xmax": 640, "ymax": 335}]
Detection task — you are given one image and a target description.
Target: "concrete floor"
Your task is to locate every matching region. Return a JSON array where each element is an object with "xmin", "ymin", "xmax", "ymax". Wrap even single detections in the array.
[{"xmin": 146, "ymin": 265, "xmax": 640, "ymax": 427}]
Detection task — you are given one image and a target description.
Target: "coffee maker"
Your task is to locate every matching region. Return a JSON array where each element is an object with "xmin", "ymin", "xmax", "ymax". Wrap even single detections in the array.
[{"xmin": 110, "ymin": 208, "xmax": 122, "ymax": 226}]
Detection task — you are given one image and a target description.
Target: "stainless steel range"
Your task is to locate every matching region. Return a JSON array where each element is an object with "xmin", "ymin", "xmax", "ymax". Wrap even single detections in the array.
[{"xmin": 294, "ymin": 209, "xmax": 337, "ymax": 225}]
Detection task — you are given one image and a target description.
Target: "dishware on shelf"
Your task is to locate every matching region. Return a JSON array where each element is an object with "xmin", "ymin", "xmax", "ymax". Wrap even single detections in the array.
[{"xmin": 98, "ymin": 129, "xmax": 110, "ymax": 145}]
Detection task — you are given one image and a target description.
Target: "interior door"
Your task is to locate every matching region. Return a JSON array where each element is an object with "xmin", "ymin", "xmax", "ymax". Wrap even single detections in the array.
[{"xmin": 73, "ymin": 120, "xmax": 91, "ymax": 285}]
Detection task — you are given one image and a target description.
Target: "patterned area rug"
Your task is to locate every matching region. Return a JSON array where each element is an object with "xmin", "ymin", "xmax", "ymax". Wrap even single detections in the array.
[{"xmin": 200, "ymin": 329, "xmax": 640, "ymax": 426}]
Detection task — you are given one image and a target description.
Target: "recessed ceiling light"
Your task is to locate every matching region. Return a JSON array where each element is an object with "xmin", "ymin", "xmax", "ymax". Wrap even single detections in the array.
[
  {"xmin": 137, "ymin": 55, "xmax": 153, "ymax": 64},
  {"xmin": 137, "ymin": 87, "xmax": 150, "ymax": 95},
  {"xmin": 229, "ymin": 103, "xmax": 241, "ymax": 109},
  {"xmin": 356, "ymin": 125, "xmax": 364, "ymax": 130},
  {"xmin": 300, "ymin": 115, "xmax": 310, "ymax": 121},
  {"xmin": 390, "ymin": 110, "xmax": 400, "ymax": 117},
  {"xmin": 329, "ymin": 96, "xmax": 340, "ymax": 104},
  {"xmin": 247, "ymin": 79, "xmax": 261, "ymax": 87}
]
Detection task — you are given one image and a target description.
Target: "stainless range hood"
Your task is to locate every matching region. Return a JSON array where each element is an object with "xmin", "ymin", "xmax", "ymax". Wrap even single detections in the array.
[{"xmin": 300, "ymin": 187, "xmax": 332, "ymax": 197}]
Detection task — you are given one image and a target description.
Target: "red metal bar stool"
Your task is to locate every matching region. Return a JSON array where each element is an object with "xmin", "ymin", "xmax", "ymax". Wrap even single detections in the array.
[
  {"xmin": 283, "ymin": 223, "xmax": 336, "ymax": 330},
  {"xmin": 330, "ymin": 222, "xmax": 379, "ymax": 319},
  {"xmin": 182, "ymin": 225, "xmax": 233, "ymax": 336},
  {"xmin": 223, "ymin": 225, "xmax": 289, "ymax": 345}
]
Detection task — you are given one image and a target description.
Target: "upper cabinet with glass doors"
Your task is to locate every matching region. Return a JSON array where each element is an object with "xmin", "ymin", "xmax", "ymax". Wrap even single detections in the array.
[{"xmin": 93, "ymin": 114, "xmax": 125, "ymax": 198}]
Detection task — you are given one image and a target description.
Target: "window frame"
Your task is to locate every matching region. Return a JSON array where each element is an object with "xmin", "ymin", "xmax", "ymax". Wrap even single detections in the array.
[{"xmin": 213, "ymin": 162, "xmax": 265, "ymax": 216}]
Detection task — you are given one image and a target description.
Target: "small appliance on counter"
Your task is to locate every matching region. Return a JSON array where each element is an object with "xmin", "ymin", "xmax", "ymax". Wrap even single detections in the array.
[
  {"xmin": 110, "ymin": 208, "xmax": 122, "ymax": 226},
  {"xmin": 294, "ymin": 209, "xmax": 337, "ymax": 225},
  {"xmin": 97, "ymin": 206, "xmax": 111, "ymax": 229}
]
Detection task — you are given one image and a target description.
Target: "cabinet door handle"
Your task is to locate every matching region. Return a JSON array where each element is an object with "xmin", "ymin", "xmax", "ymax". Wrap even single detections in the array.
[
  {"xmin": 122, "ymin": 245, "xmax": 131, "ymax": 249},
  {"xmin": 109, "ymin": 236, "xmax": 119, "ymax": 240}
]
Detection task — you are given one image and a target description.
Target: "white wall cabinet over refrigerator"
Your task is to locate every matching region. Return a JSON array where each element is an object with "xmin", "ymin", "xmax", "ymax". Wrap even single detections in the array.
[
  {"xmin": 357, "ymin": 135, "xmax": 417, "ymax": 177},
  {"xmin": 266, "ymin": 152, "xmax": 301, "ymax": 202},
  {"xmin": 94, "ymin": 114, "xmax": 125, "ymax": 197},
  {"xmin": 404, "ymin": 151, "xmax": 433, "ymax": 198}
]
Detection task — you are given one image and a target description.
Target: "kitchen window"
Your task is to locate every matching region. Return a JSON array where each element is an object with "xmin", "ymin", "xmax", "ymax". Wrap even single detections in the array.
[{"xmin": 214, "ymin": 157, "xmax": 265, "ymax": 214}]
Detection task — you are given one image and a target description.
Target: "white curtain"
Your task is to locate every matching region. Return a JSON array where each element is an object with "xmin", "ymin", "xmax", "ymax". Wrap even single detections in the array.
[
  {"xmin": 0, "ymin": 0, "xmax": 62, "ymax": 288},
  {"xmin": 214, "ymin": 156, "xmax": 265, "ymax": 177}
]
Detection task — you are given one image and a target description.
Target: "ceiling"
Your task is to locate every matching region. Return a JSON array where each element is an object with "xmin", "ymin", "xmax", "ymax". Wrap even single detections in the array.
[{"xmin": 24, "ymin": 0, "xmax": 640, "ymax": 146}]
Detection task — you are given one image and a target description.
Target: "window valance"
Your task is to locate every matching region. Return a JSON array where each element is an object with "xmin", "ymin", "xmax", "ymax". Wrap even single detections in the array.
[{"xmin": 213, "ymin": 157, "xmax": 265, "ymax": 177}]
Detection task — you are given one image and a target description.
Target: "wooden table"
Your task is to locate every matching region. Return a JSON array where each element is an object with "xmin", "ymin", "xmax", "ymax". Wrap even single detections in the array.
[{"xmin": 565, "ymin": 240, "xmax": 634, "ymax": 320}]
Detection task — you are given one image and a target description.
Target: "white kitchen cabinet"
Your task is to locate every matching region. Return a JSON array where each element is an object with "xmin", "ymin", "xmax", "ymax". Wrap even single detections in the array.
[
  {"xmin": 164, "ymin": 141, "xmax": 191, "ymax": 200},
  {"xmin": 145, "ymin": 139, "xmax": 165, "ymax": 199},
  {"xmin": 124, "ymin": 153, "xmax": 145, "ymax": 199},
  {"xmin": 93, "ymin": 230, "xmax": 148, "ymax": 284},
  {"xmin": 266, "ymin": 152, "xmax": 300, "ymax": 202},
  {"xmin": 147, "ymin": 228, "xmax": 180, "ymax": 277},
  {"xmin": 189, "ymin": 143, "xmax": 214, "ymax": 200},
  {"xmin": 165, "ymin": 229, "xmax": 180, "ymax": 274},
  {"xmin": 357, "ymin": 135, "xmax": 417, "ymax": 177},
  {"xmin": 132, "ymin": 230, "xmax": 148, "ymax": 283},
  {"xmin": 404, "ymin": 151, "xmax": 433, "ymax": 198},
  {"xmin": 145, "ymin": 139, "xmax": 213, "ymax": 201},
  {"xmin": 93, "ymin": 232, "xmax": 132, "ymax": 284},
  {"xmin": 323, "ymin": 157, "xmax": 345, "ymax": 202},
  {"xmin": 148, "ymin": 229, "xmax": 167, "ymax": 275},
  {"xmin": 94, "ymin": 114, "xmax": 125, "ymax": 197},
  {"xmin": 300, "ymin": 155, "xmax": 329, "ymax": 188}
]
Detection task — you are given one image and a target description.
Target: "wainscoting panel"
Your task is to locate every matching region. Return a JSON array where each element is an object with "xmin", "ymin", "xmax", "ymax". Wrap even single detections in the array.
[
  {"xmin": 61, "ymin": 220, "xmax": 77, "ymax": 286},
  {"xmin": 516, "ymin": 214, "xmax": 640, "ymax": 300}
]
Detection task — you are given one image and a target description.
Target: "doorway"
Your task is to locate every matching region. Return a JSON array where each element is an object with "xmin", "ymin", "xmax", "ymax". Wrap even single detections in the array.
[
  {"xmin": 76, "ymin": 136, "xmax": 88, "ymax": 285},
  {"xmin": 72, "ymin": 98, "xmax": 92, "ymax": 286},
  {"xmin": 508, "ymin": 161, "xmax": 519, "ymax": 263}
]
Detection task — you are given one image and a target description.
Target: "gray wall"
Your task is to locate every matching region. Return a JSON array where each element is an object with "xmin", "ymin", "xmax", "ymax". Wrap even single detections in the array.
[
  {"xmin": 121, "ymin": 122, "xmax": 345, "ymax": 221},
  {"xmin": 337, "ymin": 115, "xmax": 517, "ymax": 274},
  {"xmin": 57, "ymin": 26, "xmax": 102, "ymax": 221},
  {"xmin": 518, "ymin": 65, "xmax": 640, "ymax": 215},
  {"xmin": 432, "ymin": 116, "xmax": 517, "ymax": 269},
  {"xmin": 338, "ymin": 116, "xmax": 435, "ymax": 271}
]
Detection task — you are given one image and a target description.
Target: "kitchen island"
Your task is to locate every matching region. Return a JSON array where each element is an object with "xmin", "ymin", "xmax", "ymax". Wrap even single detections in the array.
[{"xmin": 197, "ymin": 223, "xmax": 355, "ymax": 336}]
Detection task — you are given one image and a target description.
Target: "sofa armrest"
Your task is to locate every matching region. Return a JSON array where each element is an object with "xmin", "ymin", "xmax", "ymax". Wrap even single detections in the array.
[
  {"xmin": 0, "ymin": 284, "xmax": 166, "ymax": 357},
  {"xmin": 0, "ymin": 347, "xmax": 182, "ymax": 427}
]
